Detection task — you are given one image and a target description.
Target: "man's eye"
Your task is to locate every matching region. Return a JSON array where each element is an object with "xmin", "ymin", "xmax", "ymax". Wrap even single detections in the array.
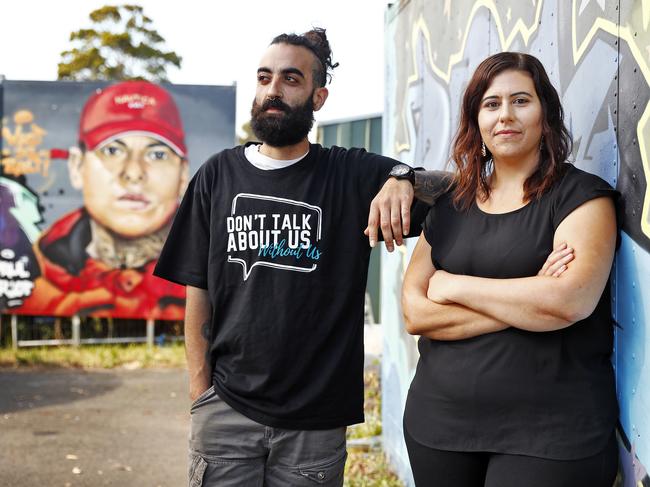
[
  {"xmin": 101, "ymin": 146, "xmax": 123, "ymax": 157},
  {"xmin": 148, "ymin": 150, "xmax": 169, "ymax": 161}
]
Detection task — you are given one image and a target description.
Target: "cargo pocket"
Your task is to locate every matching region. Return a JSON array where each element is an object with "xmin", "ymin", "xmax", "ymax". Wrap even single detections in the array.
[
  {"xmin": 296, "ymin": 451, "xmax": 347, "ymax": 485},
  {"xmin": 188, "ymin": 453, "xmax": 208, "ymax": 487}
]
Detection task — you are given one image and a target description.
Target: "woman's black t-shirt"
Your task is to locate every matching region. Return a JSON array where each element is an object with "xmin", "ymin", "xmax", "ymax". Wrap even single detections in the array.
[{"xmin": 404, "ymin": 164, "xmax": 619, "ymax": 460}]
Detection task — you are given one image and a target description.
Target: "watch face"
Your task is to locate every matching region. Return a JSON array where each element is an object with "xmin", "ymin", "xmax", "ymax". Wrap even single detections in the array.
[{"xmin": 391, "ymin": 164, "xmax": 411, "ymax": 177}]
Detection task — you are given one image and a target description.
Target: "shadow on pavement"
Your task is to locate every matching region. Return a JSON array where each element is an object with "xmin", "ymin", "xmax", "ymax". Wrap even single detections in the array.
[{"xmin": 0, "ymin": 369, "xmax": 122, "ymax": 414}]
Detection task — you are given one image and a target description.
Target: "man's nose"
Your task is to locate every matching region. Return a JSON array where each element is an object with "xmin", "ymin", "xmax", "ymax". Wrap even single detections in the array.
[
  {"xmin": 120, "ymin": 154, "xmax": 146, "ymax": 183},
  {"xmin": 266, "ymin": 76, "xmax": 283, "ymax": 99}
]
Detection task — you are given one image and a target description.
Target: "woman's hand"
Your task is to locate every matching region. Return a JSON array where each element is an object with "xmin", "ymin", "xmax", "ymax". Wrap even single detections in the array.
[
  {"xmin": 538, "ymin": 242, "xmax": 574, "ymax": 277},
  {"xmin": 427, "ymin": 270, "xmax": 456, "ymax": 304},
  {"xmin": 426, "ymin": 243, "xmax": 574, "ymax": 305}
]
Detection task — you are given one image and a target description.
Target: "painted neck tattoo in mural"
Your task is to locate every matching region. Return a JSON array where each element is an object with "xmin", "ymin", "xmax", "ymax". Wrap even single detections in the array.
[{"xmin": 86, "ymin": 220, "xmax": 171, "ymax": 269}]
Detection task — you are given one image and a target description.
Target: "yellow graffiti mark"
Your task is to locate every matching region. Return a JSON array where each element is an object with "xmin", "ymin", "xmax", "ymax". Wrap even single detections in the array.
[
  {"xmin": 571, "ymin": 0, "xmax": 650, "ymax": 239},
  {"xmin": 1, "ymin": 110, "xmax": 51, "ymax": 178},
  {"xmin": 396, "ymin": 0, "xmax": 544, "ymax": 153}
]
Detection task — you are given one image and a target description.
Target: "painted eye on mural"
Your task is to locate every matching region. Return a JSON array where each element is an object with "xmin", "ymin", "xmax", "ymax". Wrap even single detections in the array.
[
  {"xmin": 146, "ymin": 148, "xmax": 172, "ymax": 162},
  {"xmin": 100, "ymin": 144, "xmax": 125, "ymax": 158}
]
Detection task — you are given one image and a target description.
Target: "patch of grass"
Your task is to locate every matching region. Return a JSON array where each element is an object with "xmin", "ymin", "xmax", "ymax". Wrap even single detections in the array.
[
  {"xmin": 0, "ymin": 342, "xmax": 186, "ymax": 369},
  {"xmin": 345, "ymin": 450, "xmax": 403, "ymax": 487},
  {"xmin": 345, "ymin": 367, "xmax": 404, "ymax": 487},
  {"xmin": 348, "ymin": 368, "xmax": 383, "ymax": 439}
]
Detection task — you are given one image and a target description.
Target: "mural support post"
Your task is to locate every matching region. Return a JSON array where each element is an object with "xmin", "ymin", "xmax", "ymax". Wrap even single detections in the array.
[
  {"xmin": 146, "ymin": 319, "xmax": 155, "ymax": 348},
  {"xmin": 11, "ymin": 314, "xmax": 18, "ymax": 351},
  {"xmin": 71, "ymin": 315, "xmax": 80, "ymax": 347}
]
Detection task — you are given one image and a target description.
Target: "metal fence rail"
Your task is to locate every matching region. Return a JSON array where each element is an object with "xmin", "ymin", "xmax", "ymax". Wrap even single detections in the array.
[{"xmin": 2, "ymin": 314, "xmax": 184, "ymax": 349}]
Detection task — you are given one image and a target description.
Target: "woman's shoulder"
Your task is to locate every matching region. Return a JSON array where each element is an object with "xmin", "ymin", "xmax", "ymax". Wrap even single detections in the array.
[
  {"xmin": 549, "ymin": 163, "xmax": 619, "ymax": 229},
  {"xmin": 554, "ymin": 163, "xmax": 615, "ymax": 193}
]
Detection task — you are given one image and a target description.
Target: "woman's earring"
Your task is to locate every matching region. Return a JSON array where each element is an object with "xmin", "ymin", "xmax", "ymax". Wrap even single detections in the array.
[
  {"xmin": 539, "ymin": 136, "xmax": 544, "ymax": 151},
  {"xmin": 481, "ymin": 141, "xmax": 487, "ymax": 157}
]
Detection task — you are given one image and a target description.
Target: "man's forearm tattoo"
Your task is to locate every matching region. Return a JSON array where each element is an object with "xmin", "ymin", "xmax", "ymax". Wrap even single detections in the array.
[
  {"xmin": 413, "ymin": 170, "xmax": 453, "ymax": 205},
  {"xmin": 201, "ymin": 320, "xmax": 211, "ymax": 363}
]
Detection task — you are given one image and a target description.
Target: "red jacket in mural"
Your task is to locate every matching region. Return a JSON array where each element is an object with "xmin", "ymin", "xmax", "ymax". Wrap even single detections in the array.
[{"xmin": 14, "ymin": 209, "xmax": 185, "ymax": 319}]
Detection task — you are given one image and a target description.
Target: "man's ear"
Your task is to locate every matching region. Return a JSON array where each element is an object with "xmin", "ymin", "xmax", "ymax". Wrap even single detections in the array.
[
  {"xmin": 68, "ymin": 147, "xmax": 84, "ymax": 190},
  {"xmin": 312, "ymin": 87, "xmax": 329, "ymax": 112}
]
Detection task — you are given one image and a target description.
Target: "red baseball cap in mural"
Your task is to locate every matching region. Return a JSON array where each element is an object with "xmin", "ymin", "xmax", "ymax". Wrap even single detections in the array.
[{"xmin": 78, "ymin": 80, "xmax": 187, "ymax": 156}]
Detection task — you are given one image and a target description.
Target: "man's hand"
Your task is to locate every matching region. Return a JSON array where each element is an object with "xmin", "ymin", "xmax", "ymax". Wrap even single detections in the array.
[
  {"xmin": 185, "ymin": 286, "xmax": 212, "ymax": 403},
  {"xmin": 538, "ymin": 242, "xmax": 574, "ymax": 277},
  {"xmin": 365, "ymin": 178, "xmax": 414, "ymax": 252},
  {"xmin": 189, "ymin": 377, "xmax": 212, "ymax": 402}
]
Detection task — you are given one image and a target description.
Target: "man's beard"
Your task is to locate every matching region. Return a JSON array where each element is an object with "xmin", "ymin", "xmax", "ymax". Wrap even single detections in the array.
[{"xmin": 250, "ymin": 95, "xmax": 315, "ymax": 147}]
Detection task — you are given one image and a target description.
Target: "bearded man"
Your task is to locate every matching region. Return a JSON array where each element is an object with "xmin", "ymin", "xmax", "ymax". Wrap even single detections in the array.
[{"xmin": 155, "ymin": 28, "xmax": 441, "ymax": 487}]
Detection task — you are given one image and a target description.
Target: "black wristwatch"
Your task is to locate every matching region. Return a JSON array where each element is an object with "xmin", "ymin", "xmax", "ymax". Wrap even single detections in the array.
[{"xmin": 389, "ymin": 164, "xmax": 417, "ymax": 185}]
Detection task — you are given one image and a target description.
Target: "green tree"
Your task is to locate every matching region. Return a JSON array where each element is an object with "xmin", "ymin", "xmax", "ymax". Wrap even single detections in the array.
[
  {"xmin": 237, "ymin": 121, "xmax": 259, "ymax": 145},
  {"xmin": 57, "ymin": 4, "xmax": 182, "ymax": 81}
]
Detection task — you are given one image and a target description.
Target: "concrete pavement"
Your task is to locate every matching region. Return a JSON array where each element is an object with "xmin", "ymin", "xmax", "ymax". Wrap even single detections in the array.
[{"xmin": 0, "ymin": 368, "xmax": 190, "ymax": 487}]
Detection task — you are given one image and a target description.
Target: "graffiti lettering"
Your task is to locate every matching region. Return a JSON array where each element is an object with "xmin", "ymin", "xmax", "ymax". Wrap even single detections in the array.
[
  {"xmin": 0, "ymin": 249, "xmax": 33, "ymax": 303},
  {"xmin": 0, "ymin": 279, "xmax": 34, "ymax": 300},
  {"xmin": 1, "ymin": 110, "xmax": 52, "ymax": 177},
  {"xmin": 0, "ymin": 257, "xmax": 30, "ymax": 279}
]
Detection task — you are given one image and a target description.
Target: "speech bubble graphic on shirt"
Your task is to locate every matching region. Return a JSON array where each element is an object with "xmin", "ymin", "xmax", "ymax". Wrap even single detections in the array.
[{"xmin": 226, "ymin": 193, "xmax": 323, "ymax": 281}]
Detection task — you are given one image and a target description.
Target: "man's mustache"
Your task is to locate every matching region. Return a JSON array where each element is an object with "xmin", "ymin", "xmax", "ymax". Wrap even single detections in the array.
[{"xmin": 261, "ymin": 97, "xmax": 291, "ymax": 112}]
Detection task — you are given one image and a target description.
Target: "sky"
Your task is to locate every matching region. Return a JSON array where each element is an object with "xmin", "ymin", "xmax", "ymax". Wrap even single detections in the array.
[{"xmin": 0, "ymin": 0, "xmax": 389, "ymax": 135}]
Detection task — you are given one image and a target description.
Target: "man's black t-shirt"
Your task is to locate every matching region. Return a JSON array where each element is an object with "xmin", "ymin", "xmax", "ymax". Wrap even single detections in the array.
[
  {"xmin": 155, "ymin": 144, "xmax": 425, "ymax": 429},
  {"xmin": 404, "ymin": 164, "xmax": 619, "ymax": 460}
]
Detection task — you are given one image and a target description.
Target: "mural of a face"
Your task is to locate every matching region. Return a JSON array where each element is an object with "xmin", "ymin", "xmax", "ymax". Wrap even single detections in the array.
[
  {"xmin": 478, "ymin": 70, "xmax": 543, "ymax": 167},
  {"xmin": 68, "ymin": 135, "xmax": 188, "ymax": 238},
  {"xmin": 1, "ymin": 78, "xmax": 236, "ymax": 320}
]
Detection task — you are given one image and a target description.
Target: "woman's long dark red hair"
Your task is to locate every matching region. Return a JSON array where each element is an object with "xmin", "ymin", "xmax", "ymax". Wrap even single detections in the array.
[{"xmin": 450, "ymin": 52, "xmax": 572, "ymax": 210}]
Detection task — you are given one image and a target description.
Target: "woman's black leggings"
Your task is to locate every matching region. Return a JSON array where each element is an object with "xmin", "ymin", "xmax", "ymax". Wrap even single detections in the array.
[{"xmin": 404, "ymin": 427, "xmax": 618, "ymax": 487}]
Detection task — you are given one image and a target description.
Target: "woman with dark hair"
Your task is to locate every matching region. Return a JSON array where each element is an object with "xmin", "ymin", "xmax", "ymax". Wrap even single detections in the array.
[{"xmin": 401, "ymin": 52, "xmax": 619, "ymax": 486}]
